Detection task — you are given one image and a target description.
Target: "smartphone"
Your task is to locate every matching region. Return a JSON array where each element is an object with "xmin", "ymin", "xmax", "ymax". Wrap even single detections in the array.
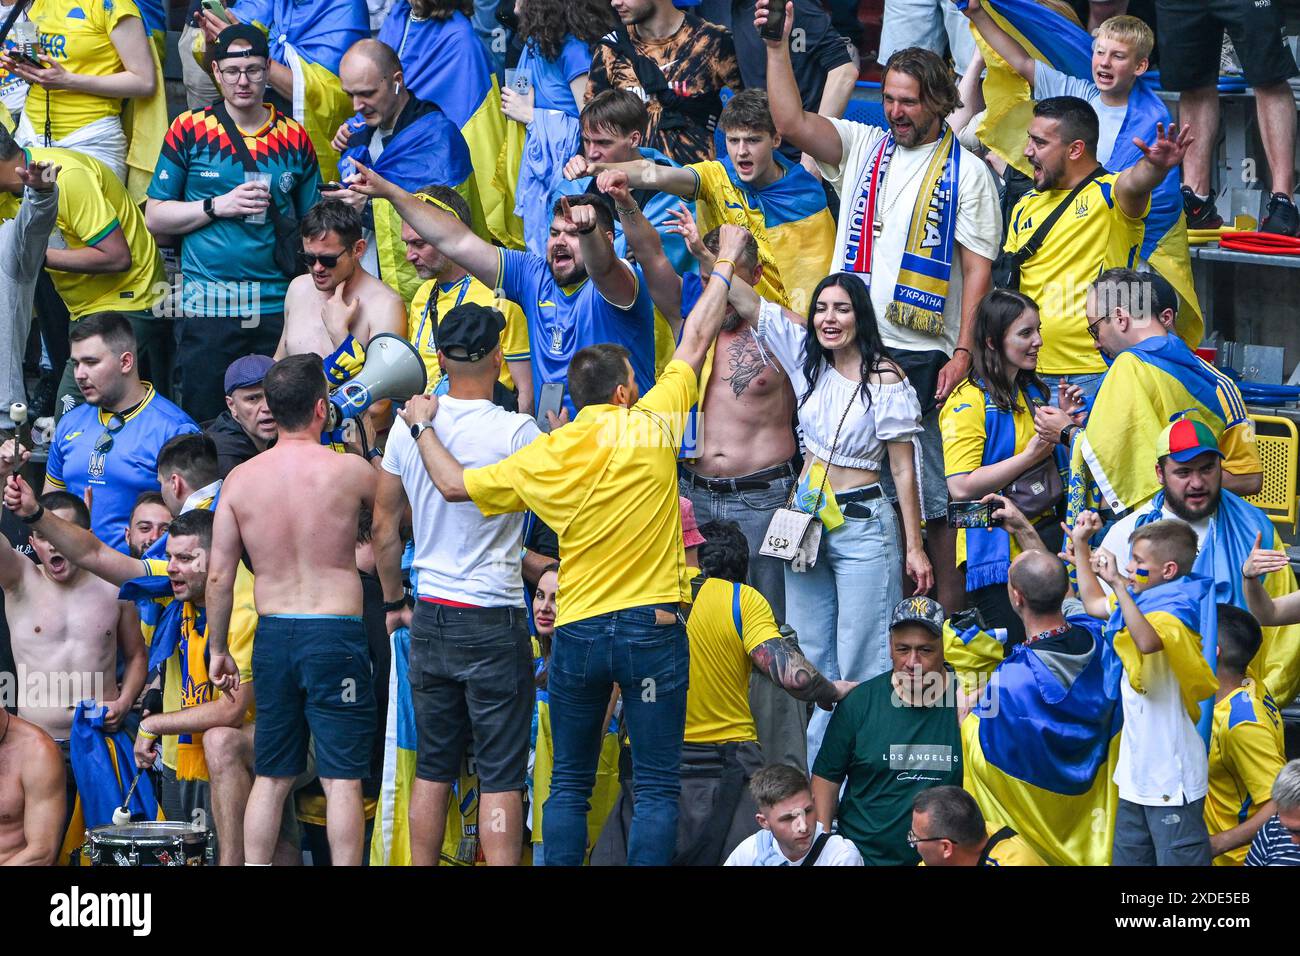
[
  {"xmin": 759, "ymin": 0, "xmax": 786, "ymax": 40},
  {"xmin": 511, "ymin": 72, "xmax": 532, "ymax": 96},
  {"xmin": 9, "ymin": 49, "xmax": 44, "ymax": 69},
  {"xmin": 320, "ymin": 181, "xmax": 345, "ymax": 191},
  {"xmin": 536, "ymin": 382, "xmax": 564, "ymax": 433},
  {"xmin": 947, "ymin": 500, "xmax": 1000, "ymax": 529},
  {"xmin": 201, "ymin": 0, "xmax": 234, "ymax": 25}
]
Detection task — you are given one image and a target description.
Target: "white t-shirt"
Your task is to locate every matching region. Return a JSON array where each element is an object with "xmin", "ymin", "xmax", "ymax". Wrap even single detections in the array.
[
  {"xmin": 818, "ymin": 117, "xmax": 1002, "ymax": 354},
  {"xmin": 1099, "ymin": 500, "xmax": 1211, "ymax": 806},
  {"xmin": 1033, "ymin": 64, "xmax": 1126, "ymax": 170},
  {"xmin": 382, "ymin": 395, "xmax": 541, "ymax": 607},
  {"xmin": 723, "ymin": 822, "xmax": 864, "ymax": 866}
]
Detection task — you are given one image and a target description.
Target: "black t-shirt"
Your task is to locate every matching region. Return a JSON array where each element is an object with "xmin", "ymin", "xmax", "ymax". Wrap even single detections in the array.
[{"xmin": 1030, "ymin": 623, "xmax": 1095, "ymax": 656}]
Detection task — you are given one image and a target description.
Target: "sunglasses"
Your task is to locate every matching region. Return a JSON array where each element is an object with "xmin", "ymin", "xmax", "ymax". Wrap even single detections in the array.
[
  {"xmin": 299, "ymin": 251, "xmax": 346, "ymax": 268},
  {"xmin": 94, "ymin": 414, "xmax": 126, "ymax": 456}
]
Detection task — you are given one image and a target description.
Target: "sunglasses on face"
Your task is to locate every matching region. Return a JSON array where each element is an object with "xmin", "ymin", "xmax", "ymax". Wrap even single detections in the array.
[
  {"xmin": 94, "ymin": 414, "xmax": 126, "ymax": 455},
  {"xmin": 299, "ymin": 251, "xmax": 347, "ymax": 268}
]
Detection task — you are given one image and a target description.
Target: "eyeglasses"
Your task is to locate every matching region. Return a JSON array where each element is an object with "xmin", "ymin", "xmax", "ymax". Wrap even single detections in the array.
[
  {"xmin": 906, "ymin": 829, "xmax": 952, "ymax": 848},
  {"xmin": 94, "ymin": 414, "xmax": 126, "ymax": 456},
  {"xmin": 299, "ymin": 251, "xmax": 347, "ymax": 268},
  {"xmin": 1086, "ymin": 313, "xmax": 1111, "ymax": 341},
  {"xmin": 217, "ymin": 65, "xmax": 266, "ymax": 83}
]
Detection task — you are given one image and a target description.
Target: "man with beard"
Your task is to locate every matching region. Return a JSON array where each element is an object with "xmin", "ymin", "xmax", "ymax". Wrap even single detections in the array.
[
  {"xmin": 124, "ymin": 493, "xmax": 171, "ymax": 559},
  {"xmin": 1097, "ymin": 422, "xmax": 1300, "ymax": 710},
  {"xmin": 346, "ymin": 162, "xmax": 655, "ymax": 417},
  {"xmin": 402, "ymin": 185, "xmax": 533, "ymax": 414},
  {"xmin": 759, "ymin": 3, "xmax": 1002, "ymax": 617},
  {"xmin": 1005, "ymin": 97, "xmax": 1190, "ymax": 407}
]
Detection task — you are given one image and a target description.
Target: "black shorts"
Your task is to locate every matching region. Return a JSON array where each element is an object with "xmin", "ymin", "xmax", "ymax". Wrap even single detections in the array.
[
  {"xmin": 408, "ymin": 602, "xmax": 533, "ymax": 792},
  {"xmin": 252, "ymin": 615, "xmax": 376, "ymax": 780},
  {"xmin": 1156, "ymin": 0, "xmax": 1298, "ymax": 90}
]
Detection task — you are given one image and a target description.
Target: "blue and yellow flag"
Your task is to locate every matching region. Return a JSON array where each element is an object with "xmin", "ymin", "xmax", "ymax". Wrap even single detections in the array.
[
  {"xmin": 963, "ymin": 614, "xmax": 1123, "ymax": 866},
  {"xmin": 341, "ymin": 101, "xmax": 474, "ymax": 303},
  {"xmin": 1135, "ymin": 489, "xmax": 1300, "ymax": 707},
  {"xmin": 234, "ymin": 0, "xmax": 368, "ymax": 176},
  {"xmin": 1079, "ymin": 336, "xmax": 1245, "ymax": 514},
  {"xmin": 377, "ymin": 4, "xmax": 508, "ymax": 248},
  {"xmin": 957, "ymin": 0, "xmax": 1202, "ymax": 345},
  {"xmin": 1105, "ymin": 572, "xmax": 1218, "ymax": 743}
]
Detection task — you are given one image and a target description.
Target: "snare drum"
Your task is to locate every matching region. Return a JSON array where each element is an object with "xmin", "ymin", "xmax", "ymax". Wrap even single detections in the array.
[{"xmin": 85, "ymin": 821, "xmax": 213, "ymax": 866}]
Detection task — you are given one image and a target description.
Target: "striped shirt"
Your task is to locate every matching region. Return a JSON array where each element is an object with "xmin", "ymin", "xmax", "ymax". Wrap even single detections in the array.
[{"xmin": 1245, "ymin": 816, "xmax": 1300, "ymax": 866}]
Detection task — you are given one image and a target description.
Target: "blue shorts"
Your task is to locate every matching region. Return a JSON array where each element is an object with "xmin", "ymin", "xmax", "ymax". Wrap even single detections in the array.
[{"xmin": 252, "ymin": 615, "xmax": 376, "ymax": 780}]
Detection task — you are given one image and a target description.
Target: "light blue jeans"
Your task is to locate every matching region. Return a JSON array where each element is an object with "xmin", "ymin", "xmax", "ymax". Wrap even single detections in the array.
[{"xmin": 785, "ymin": 495, "xmax": 902, "ymax": 766}]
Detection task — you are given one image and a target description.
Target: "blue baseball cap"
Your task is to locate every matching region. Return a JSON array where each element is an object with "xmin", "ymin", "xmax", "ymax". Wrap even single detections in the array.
[{"xmin": 224, "ymin": 354, "xmax": 274, "ymax": 395}]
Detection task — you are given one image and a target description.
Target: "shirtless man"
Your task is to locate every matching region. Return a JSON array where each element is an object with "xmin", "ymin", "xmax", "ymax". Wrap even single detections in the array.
[
  {"xmin": 0, "ymin": 710, "xmax": 65, "ymax": 865},
  {"xmin": 597, "ymin": 172, "xmax": 809, "ymax": 771},
  {"xmin": 206, "ymin": 354, "xmax": 378, "ymax": 866},
  {"xmin": 276, "ymin": 200, "xmax": 406, "ymax": 362},
  {"xmin": 0, "ymin": 453, "xmax": 146, "ymax": 822}
]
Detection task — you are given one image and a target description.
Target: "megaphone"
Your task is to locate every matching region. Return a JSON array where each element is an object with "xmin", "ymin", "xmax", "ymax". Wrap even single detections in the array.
[{"xmin": 327, "ymin": 333, "xmax": 428, "ymax": 429}]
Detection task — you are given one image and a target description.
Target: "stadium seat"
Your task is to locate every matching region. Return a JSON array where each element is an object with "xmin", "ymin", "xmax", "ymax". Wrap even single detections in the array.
[{"xmin": 1245, "ymin": 413, "xmax": 1300, "ymax": 533}]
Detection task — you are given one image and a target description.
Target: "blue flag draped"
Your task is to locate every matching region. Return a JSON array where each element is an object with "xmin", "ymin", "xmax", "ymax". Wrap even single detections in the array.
[{"xmin": 70, "ymin": 701, "xmax": 159, "ymax": 827}]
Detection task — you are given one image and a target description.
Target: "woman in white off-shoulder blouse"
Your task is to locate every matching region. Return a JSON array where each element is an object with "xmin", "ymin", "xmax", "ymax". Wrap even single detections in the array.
[{"xmin": 727, "ymin": 271, "xmax": 932, "ymax": 764}]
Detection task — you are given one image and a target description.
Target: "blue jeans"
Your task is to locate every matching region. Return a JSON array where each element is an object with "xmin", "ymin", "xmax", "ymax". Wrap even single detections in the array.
[
  {"xmin": 785, "ymin": 496, "xmax": 902, "ymax": 765},
  {"xmin": 543, "ymin": 605, "xmax": 688, "ymax": 866}
]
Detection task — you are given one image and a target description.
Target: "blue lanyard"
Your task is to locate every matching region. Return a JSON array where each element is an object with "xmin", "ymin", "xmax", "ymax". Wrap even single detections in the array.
[{"xmin": 416, "ymin": 275, "xmax": 472, "ymax": 353}]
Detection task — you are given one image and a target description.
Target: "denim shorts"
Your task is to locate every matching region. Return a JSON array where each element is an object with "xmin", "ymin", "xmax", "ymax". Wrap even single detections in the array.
[
  {"xmin": 252, "ymin": 615, "xmax": 376, "ymax": 780},
  {"xmin": 408, "ymin": 602, "xmax": 534, "ymax": 791}
]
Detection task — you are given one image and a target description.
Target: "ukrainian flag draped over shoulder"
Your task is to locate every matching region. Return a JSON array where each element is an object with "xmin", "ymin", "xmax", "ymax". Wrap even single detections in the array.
[
  {"xmin": 1079, "ymin": 336, "xmax": 1237, "ymax": 513},
  {"xmin": 234, "ymin": 0, "xmax": 368, "ymax": 177},
  {"xmin": 121, "ymin": 0, "xmax": 168, "ymax": 204},
  {"xmin": 719, "ymin": 153, "xmax": 835, "ymax": 314},
  {"xmin": 1105, "ymin": 572, "xmax": 1219, "ymax": 741},
  {"xmin": 341, "ymin": 102, "xmax": 474, "ymax": 302},
  {"xmin": 963, "ymin": 614, "xmax": 1124, "ymax": 866},
  {"xmin": 1135, "ymin": 489, "xmax": 1300, "ymax": 706},
  {"xmin": 378, "ymin": 5, "xmax": 508, "ymax": 248},
  {"xmin": 957, "ymin": 0, "xmax": 1201, "ymax": 345}
]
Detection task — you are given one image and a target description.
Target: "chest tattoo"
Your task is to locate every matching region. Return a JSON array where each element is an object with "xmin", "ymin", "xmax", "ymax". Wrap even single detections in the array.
[{"xmin": 722, "ymin": 330, "xmax": 780, "ymax": 398}]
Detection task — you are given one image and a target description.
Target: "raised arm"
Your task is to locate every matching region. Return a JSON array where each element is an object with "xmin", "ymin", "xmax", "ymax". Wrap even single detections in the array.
[
  {"xmin": 1242, "ymin": 532, "xmax": 1300, "ymax": 627},
  {"xmin": 1068, "ymin": 511, "xmax": 1112, "ymax": 618},
  {"xmin": 345, "ymin": 161, "xmax": 501, "ymax": 289},
  {"xmin": 569, "ymin": 155, "xmax": 698, "ymax": 199},
  {"xmin": 559, "ymin": 196, "xmax": 639, "ymax": 308},
  {"xmin": 959, "ymin": 0, "xmax": 1037, "ymax": 82},
  {"xmin": 673, "ymin": 226, "xmax": 751, "ymax": 377},
  {"xmin": 3, "ymin": 474, "xmax": 142, "ymax": 587},
  {"xmin": 598, "ymin": 170, "xmax": 684, "ymax": 331},
  {"xmin": 726, "ymin": 271, "xmax": 806, "ymax": 327},
  {"xmin": 755, "ymin": 0, "xmax": 843, "ymax": 167},
  {"xmin": 1116, "ymin": 123, "xmax": 1194, "ymax": 220}
]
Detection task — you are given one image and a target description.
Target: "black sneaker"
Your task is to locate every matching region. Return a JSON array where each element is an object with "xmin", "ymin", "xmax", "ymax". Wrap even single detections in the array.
[
  {"xmin": 1182, "ymin": 185, "xmax": 1223, "ymax": 229},
  {"xmin": 1261, "ymin": 192, "xmax": 1300, "ymax": 237}
]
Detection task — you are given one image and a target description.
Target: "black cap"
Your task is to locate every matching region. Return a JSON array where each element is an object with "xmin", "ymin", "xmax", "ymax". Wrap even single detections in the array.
[
  {"xmin": 437, "ymin": 303, "xmax": 504, "ymax": 362},
  {"xmin": 210, "ymin": 24, "xmax": 270, "ymax": 61},
  {"xmin": 889, "ymin": 596, "xmax": 946, "ymax": 639}
]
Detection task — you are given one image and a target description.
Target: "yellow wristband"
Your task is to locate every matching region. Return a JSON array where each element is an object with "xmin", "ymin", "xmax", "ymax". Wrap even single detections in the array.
[
  {"xmin": 713, "ymin": 258, "xmax": 737, "ymax": 273},
  {"xmin": 137, "ymin": 727, "xmax": 158, "ymax": 741}
]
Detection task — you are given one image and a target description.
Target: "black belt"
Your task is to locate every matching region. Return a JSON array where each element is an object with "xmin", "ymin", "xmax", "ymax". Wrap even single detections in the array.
[
  {"xmin": 680, "ymin": 460, "xmax": 797, "ymax": 493},
  {"xmin": 838, "ymin": 484, "xmax": 884, "ymax": 517},
  {"xmin": 413, "ymin": 601, "xmax": 525, "ymax": 627}
]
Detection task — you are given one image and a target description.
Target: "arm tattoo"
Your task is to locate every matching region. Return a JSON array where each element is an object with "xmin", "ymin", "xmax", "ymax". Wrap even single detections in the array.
[{"xmin": 750, "ymin": 636, "xmax": 837, "ymax": 707}]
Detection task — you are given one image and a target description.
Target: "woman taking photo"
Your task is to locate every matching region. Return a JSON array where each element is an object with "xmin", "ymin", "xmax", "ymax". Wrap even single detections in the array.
[
  {"xmin": 728, "ymin": 271, "xmax": 931, "ymax": 762},
  {"xmin": 940, "ymin": 288, "xmax": 1077, "ymax": 646}
]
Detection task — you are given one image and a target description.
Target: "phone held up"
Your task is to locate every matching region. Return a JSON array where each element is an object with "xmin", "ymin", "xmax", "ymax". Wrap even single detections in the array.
[{"xmin": 947, "ymin": 500, "xmax": 1001, "ymax": 530}]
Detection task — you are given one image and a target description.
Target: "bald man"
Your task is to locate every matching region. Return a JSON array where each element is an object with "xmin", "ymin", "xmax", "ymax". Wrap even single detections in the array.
[{"xmin": 1006, "ymin": 550, "xmax": 1095, "ymax": 655}]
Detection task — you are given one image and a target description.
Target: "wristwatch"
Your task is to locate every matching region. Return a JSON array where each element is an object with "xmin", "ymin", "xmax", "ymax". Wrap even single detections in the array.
[
  {"xmin": 203, "ymin": 196, "xmax": 218, "ymax": 221},
  {"xmin": 382, "ymin": 596, "xmax": 409, "ymax": 614},
  {"xmin": 1059, "ymin": 423, "xmax": 1079, "ymax": 446},
  {"xmin": 410, "ymin": 421, "xmax": 434, "ymax": 441},
  {"xmin": 19, "ymin": 504, "xmax": 43, "ymax": 525}
]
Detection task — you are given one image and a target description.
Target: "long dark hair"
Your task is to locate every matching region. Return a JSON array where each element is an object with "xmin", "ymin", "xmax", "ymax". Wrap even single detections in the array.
[
  {"xmin": 968, "ymin": 288, "xmax": 1047, "ymax": 412},
  {"xmin": 518, "ymin": 0, "xmax": 616, "ymax": 61},
  {"xmin": 800, "ymin": 273, "xmax": 894, "ymax": 410}
]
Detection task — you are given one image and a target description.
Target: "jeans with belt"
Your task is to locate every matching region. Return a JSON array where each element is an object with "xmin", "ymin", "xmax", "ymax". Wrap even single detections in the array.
[
  {"xmin": 543, "ymin": 604, "xmax": 688, "ymax": 866},
  {"xmin": 784, "ymin": 488, "xmax": 901, "ymax": 766}
]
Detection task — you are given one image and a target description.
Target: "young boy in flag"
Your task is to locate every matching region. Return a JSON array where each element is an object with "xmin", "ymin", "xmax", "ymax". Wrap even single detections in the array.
[{"xmin": 1073, "ymin": 510, "xmax": 1218, "ymax": 865}]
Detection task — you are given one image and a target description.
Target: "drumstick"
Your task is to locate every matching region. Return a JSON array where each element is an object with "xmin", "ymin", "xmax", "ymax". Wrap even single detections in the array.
[
  {"xmin": 9, "ymin": 402, "xmax": 28, "ymax": 458},
  {"xmin": 112, "ymin": 768, "xmax": 146, "ymax": 825}
]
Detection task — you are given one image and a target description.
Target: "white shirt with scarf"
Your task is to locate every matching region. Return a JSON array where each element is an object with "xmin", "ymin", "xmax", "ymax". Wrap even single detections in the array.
[{"xmin": 817, "ymin": 117, "xmax": 1002, "ymax": 354}]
